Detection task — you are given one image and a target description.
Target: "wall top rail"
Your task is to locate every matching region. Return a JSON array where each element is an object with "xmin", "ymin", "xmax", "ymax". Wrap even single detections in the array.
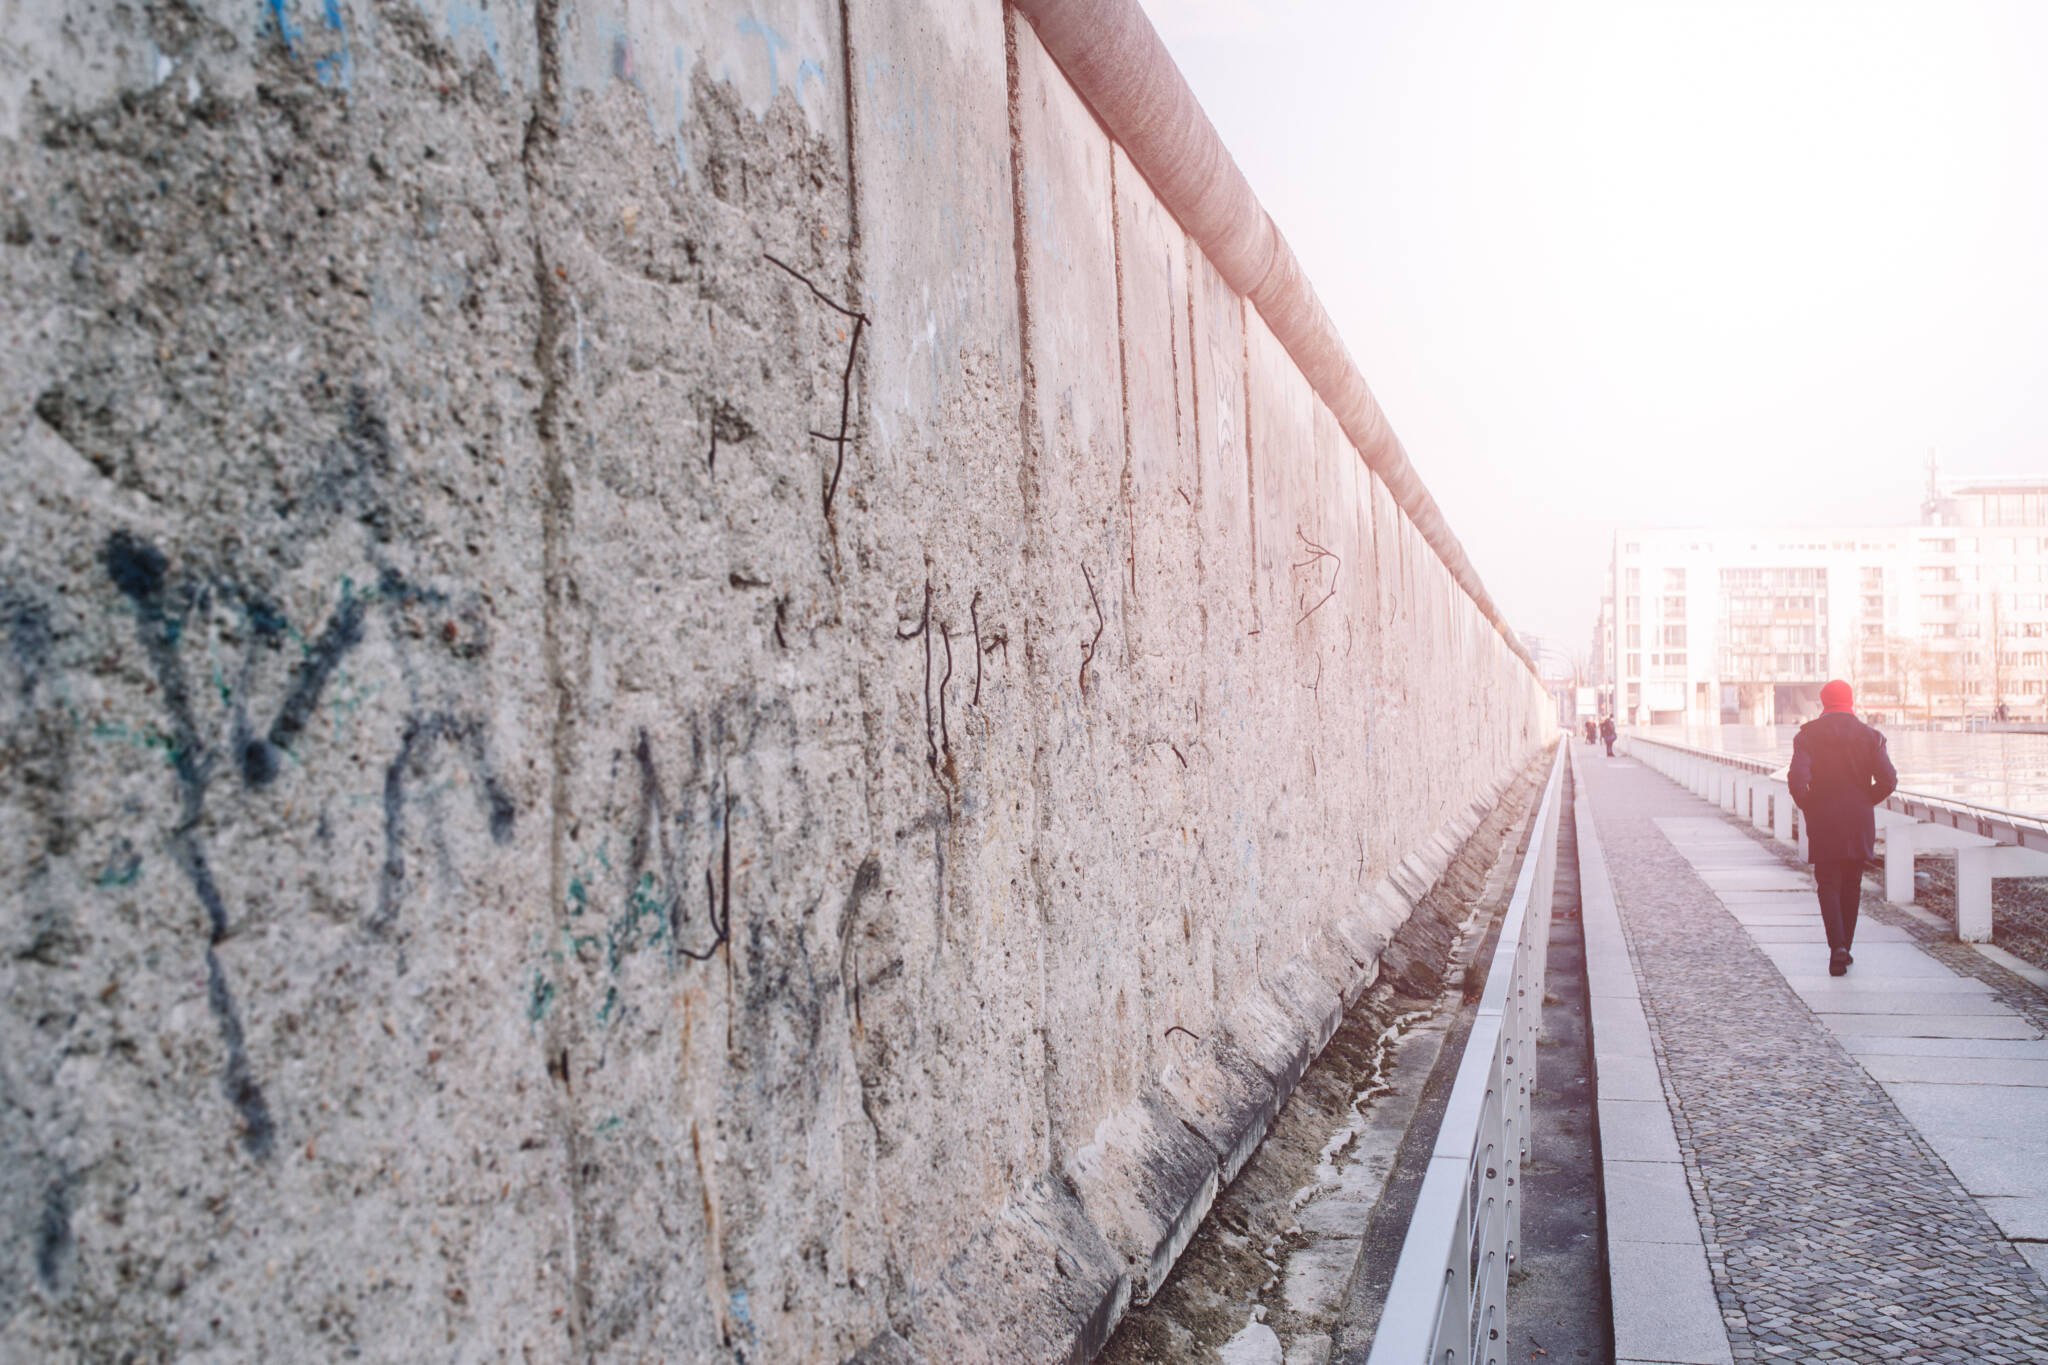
[{"xmin": 1623, "ymin": 732, "xmax": 2048, "ymax": 855}]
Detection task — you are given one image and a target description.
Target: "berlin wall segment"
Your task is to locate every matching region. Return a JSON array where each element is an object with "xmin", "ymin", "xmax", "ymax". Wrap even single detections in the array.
[{"xmin": 0, "ymin": 0, "xmax": 1545, "ymax": 1360}]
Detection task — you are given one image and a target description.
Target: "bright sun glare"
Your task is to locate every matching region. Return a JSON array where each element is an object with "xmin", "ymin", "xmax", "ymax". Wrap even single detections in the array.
[{"xmin": 1142, "ymin": 0, "xmax": 2048, "ymax": 653}]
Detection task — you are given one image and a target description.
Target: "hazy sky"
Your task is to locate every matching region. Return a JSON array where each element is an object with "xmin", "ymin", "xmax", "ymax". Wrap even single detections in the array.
[{"xmin": 1141, "ymin": 0, "xmax": 2048, "ymax": 660}]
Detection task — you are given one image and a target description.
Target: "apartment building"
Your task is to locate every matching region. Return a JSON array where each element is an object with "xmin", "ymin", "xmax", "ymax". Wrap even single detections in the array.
[{"xmin": 1601, "ymin": 479, "xmax": 2048, "ymax": 724}]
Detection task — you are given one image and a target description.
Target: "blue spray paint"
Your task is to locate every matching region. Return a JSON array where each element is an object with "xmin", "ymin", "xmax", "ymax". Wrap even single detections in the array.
[
  {"xmin": 264, "ymin": 0, "xmax": 304, "ymax": 53},
  {"xmin": 735, "ymin": 15, "xmax": 789, "ymax": 97}
]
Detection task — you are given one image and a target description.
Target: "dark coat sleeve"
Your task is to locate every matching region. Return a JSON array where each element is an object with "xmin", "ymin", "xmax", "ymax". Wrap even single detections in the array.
[
  {"xmin": 1869, "ymin": 733, "xmax": 1898, "ymax": 806},
  {"xmin": 1788, "ymin": 731, "xmax": 1813, "ymax": 810}
]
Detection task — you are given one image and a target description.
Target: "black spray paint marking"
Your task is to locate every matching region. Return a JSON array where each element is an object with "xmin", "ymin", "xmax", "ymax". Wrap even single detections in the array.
[
  {"xmin": 35, "ymin": 1173, "xmax": 73, "ymax": 1291},
  {"xmin": 103, "ymin": 530, "xmax": 275, "ymax": 1156},
  {"xmin": 373, "ymin": 711, "xmax": 516, "ymax": 936},
  {"xmin": 242, "ymin": 591, "xmax": 366, "ymax": 786},
  {"xmin": 1079, "ymin": 563, "xmax": 1105, "ymax": 696},
  {"xmin": 679, "ymin": 804, "xmax": 734, "ymax": 963},
  {"xmin": 3, "ymin": 588, "xmax": 53, "ymax": 704}
]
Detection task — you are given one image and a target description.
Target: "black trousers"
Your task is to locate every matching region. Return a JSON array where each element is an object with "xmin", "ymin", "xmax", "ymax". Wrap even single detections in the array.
[
  {"xmin": 1813, "ymin": 860, "xmax": 1864, "ymax": 951},
  {"xmin": 1603, "ymin": 738, "xmax": 1615, "ymax": 756}
]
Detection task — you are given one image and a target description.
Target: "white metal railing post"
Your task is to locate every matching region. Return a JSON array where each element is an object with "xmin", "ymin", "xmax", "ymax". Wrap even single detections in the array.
[{"xmin": 1366, "ymin": 742, "xmax": 1564, "ymax": 1365}]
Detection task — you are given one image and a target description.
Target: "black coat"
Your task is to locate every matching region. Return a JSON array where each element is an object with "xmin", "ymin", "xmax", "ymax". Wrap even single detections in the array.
[{"xmin": 1788, "ymin": 711, "xmax": 1898, "ymax": 863}]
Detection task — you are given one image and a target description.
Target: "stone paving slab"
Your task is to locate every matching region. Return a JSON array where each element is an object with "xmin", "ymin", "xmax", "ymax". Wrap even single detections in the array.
[
  {"xmin": 1931, "ymin": 1136, "xmax": 2048, "ymax": 1197},
  {"xmin": 1839, "ymin": 1035, "xmax": 2048, "ymax": 1059},
  {"xmin": 1604, "ymin": 1160, "xmax": 1700, "ymax": 1244},
  {"xmin": 1739, "ymin": 923, "xmax": 1912, "ymax": 943},
  {"xmin": 1804, "ymin": 994, "xmax": 2021, "ymax": 1014},
  {"xmin": 1859, "ymin": 1055, "xmax": 2048, "ymax": 1086},
  {"xmin": 1782, "ymin": 974, "xmax": 2000, "ymax": 994},
  {"xmin": 1821, "ymin": 1012, "xmax": 2044, "ymax": 1038},
  {"xmin": 1692, "ymin": 868, "xmax": 1812, "ymax": 892},
  {"xmin": 1582, "ymin": 752, "xmax": 2048, "ymax": 1363},
  {"xmin": 1590, "ymin": 996, "xmax": 1653, "ymax": 1052},
  {"xmin": 1760, "ymin": 944, "xmax": 1959, "ymax": 976},
  {"xmin": 1596, "ymin": 1054, "xmax": 1666, "ymax": 1102},
  {"xmin": 1976, "ymin": 1197, "xmax": 2048, "ymax": 1241},
  {"xmin": 1883, "ymin": 1081, "xmax": 2048, "ymax": 1137},
  {"xmin": 1598, "ymin": 1099, "xmax": 1684, "ymax": 1163},
  {"xmin": 1607, "ymin": 1240, "xmax": 1735, "ymax": 1365}
]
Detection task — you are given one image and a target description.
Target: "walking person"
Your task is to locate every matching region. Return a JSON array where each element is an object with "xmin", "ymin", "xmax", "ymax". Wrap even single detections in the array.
[
  {"xmin": 1583, "ymin": 717, "xmax": 1597, "ymax": 745},
  {"xmin": 1599, "ymin": 713, "xmax": 1617, "ymax": 757},
  {"xmin": 1788, "ymin": 680, "xmax": 1898, "ymax": 977}
]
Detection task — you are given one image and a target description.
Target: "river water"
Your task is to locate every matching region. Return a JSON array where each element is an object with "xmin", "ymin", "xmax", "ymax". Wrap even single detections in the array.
[{"xmin": 1634, "ymin": 724, "xmax": 2048, "ymax": 816}]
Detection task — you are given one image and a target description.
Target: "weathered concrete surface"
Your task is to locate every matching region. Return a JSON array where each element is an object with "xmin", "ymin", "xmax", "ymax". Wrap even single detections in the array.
[{"xmin": 0, "ymin": 1, "xmax": 1545, "ymax": 1359}]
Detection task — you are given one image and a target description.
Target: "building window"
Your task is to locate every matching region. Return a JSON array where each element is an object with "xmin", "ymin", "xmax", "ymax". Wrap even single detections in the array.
[
  {"xmin": 1662, "ymin": 625, "xmax": 1687, "ymax": 648},
  {"xmin": 1626, "ymin": 596, "xmax": 1640, "ymax": 622},
  {"xmin": 1663, "ymin": 568, "xmax": 1686, "ymax": 590},
  {"xmin": 1626, "ymin": 625, "xmax": 1641, "ymax": 648},
  {"xmin": 1627, "ymin": 653, "xmax": 1641, "ymax": 677},
  {"xmin": 1662, "ymin": 596, "xmax": 1687, "ymax": 618}
]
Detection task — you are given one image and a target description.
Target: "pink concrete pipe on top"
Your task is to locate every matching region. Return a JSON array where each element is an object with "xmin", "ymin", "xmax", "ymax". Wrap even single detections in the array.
[{"xmin": 1011, "ymin": 0, "xmax": 1528, "ymax": 670}]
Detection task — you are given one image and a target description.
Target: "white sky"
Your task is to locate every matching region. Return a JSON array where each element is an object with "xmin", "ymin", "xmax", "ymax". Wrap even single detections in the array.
[{"xmin": 1142, "ymin": 0, "xmax": 2048, "ymax": 661}]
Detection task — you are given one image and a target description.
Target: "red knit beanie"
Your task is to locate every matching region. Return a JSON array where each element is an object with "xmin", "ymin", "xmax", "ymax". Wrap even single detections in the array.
[{"xmin": 1820, "ymin": 679, "xmax": 1854, "ymax": 713}]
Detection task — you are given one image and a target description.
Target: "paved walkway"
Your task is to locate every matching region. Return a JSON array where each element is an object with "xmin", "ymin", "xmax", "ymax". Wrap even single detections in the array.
[{"xmin": 1576, "ymin": 746, "xmax": 2048, "ymax": 1365}]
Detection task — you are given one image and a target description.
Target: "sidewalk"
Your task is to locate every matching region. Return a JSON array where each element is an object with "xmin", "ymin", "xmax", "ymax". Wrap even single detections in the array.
[{"xmin": 1574, "ymin": 745, "xmax": 2048, "ymax": 1364}]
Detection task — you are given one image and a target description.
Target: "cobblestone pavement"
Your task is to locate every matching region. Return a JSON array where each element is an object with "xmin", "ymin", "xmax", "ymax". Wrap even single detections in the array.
[{"xmin": 1580, "ymin": 754, "xmax": 2048, "ymax": 1364}]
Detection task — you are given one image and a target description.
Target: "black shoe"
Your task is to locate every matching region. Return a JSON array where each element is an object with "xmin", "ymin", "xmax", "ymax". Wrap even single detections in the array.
[{"xmin": 1829, "ymin": 948, "xmax": 1850, "ymax": 977}]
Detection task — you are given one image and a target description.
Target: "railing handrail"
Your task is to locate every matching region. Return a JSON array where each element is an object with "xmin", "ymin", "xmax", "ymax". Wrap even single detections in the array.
[
  {"xmin": 1622, "ymin": 730, "xmax": 2048, "ymax": 853},
  {"xmin": 1364, "ymin": 740, "xmax": 1567, "ymax": 1365}
]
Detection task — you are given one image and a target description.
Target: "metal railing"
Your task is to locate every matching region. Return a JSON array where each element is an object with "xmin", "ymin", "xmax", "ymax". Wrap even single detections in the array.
[
  {"xmin": 1622, "ymin": 732, "xmax": 2048, "ymax": 854},
  {"xmin": 1364, "ymin": 741, "xmax": 1566, "ymax": 1365}
]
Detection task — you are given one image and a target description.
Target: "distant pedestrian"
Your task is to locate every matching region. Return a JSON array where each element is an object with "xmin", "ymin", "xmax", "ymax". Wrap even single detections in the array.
[
  {"xmin": 1599, "ymin": 714, "xmax": 1617, "ymax": 757},
  {"xmin": 1788, "ymin": 680, "xmax": 1898, "ymax": 977},
  {"xmin": 1583, "ymin": 718, "xmax": 1597, "ymax": 745}
]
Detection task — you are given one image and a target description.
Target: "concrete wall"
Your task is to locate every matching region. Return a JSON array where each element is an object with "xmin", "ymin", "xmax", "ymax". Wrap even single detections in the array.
[{"xmin": 0, "ymin": 2, "xmax": 1546, "ymax": 1359}]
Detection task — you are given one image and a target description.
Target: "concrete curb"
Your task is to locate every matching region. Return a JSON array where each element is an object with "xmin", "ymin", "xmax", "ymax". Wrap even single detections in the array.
[{"xmin": 1570, "ymin": 746, "xmax": 1735, "ymax": 1365}]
